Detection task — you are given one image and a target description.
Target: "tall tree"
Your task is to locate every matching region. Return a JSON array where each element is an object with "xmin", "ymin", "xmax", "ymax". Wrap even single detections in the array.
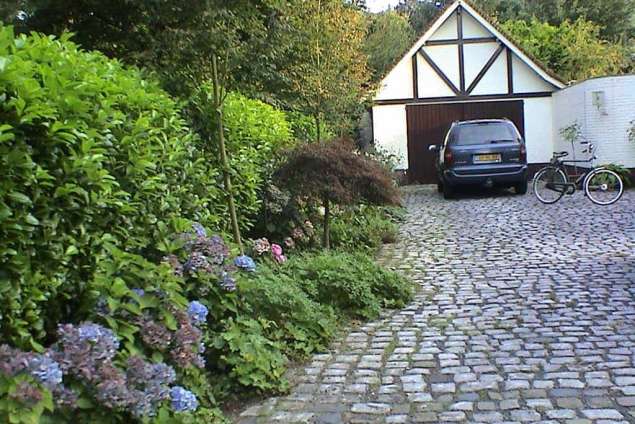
[
  {"xmin": 502, "ymin": 18, "xmax": 629, "ymax": 81},
  {"xmin": 364, "ymin": 11, "xmax": 414, "ymax": 80},
  {"xmin": 395, "ymin": 0, "xmax": 447, "ymax": 35},
  {"xmin": 475, "ymin": 0, "xmax": 635, "ymax": 41},
  {"xmin": 282, "ymin": 0, "xmax": 370, "ymax": 141}
]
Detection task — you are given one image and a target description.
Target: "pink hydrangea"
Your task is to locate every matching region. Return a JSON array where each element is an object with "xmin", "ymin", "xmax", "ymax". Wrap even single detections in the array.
[
  {"xmin": 271, "ymin": 244, "xmax": 283, "ymax": 257},
  {"xmin": 270, "ymin": 244, "xmax": 286, "ymax": 263}
]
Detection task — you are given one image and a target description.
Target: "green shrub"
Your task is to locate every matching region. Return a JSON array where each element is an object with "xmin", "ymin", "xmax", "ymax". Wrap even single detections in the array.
[
  {"xmin": 600, "ymin": 163, "xmax": 632, "ymax": 188},
  {"xmin": 0, "ymin": 26, "xmax": 227, "ymax": 348},
  {"xmin": 282, "ymin": 252, "xmax": 413, "ymax": 319},
  {"xmin": 240, "ymin": 264, "xmax": 338, "ymax": 358},
  {"xmin": 211, "ymin": 317, "xmax": 288, "ymax": 393},
  {"xmin": 220, "ymin": 93, "xmax": 294, "ymax": 230},
  {"xmin": 285, "ymin": 111, "xmax": 334, "ymax": 143},
  {"xmin": 330, "ymin": 206, "xmax": 401, "ymax": 253}
]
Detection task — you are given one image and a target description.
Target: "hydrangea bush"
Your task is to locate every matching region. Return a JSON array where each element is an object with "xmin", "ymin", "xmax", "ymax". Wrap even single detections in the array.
[{"xmin": 0, "ymin": 321, "xmax": 199, "ymax": 422}]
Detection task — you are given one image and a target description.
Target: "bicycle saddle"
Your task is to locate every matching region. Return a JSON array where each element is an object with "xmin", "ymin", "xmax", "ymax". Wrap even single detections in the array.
[{"xmin": 553, "ymin": 151, "xmax": 568, "ymax": 158}]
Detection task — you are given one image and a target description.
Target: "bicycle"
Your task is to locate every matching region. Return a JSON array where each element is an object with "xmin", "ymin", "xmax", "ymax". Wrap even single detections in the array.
[{"xmin": 533, "ymin": 141, "xmax": 624, "ymax": 205}]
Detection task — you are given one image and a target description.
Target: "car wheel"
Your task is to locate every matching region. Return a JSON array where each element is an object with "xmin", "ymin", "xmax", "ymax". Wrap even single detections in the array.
[
  {"xmin": 443, "ymin": 183, "xmax": 454, "ymax": 199},
  {"xmin": 514, "ymin": 180, "xmax": 528, "ymax": 195}
]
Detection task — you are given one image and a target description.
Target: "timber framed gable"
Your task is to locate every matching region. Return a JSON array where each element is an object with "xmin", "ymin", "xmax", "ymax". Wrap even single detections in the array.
[{"xmin": 374, "ymin": 0, "xmax": 565, "ymax": 106}]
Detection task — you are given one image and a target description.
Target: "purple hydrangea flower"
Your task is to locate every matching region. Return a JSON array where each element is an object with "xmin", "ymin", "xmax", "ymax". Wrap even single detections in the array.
[
  {"xmin": 170, "ymin": 310, "xmax": 204, "ymax": 369},
  {"xmin": 27, "ymin": 355, "xmax": 63, "ymax": 390},
  {"xmin": 219, "ymin": 273, "xmax": 237, "ymax": 292},
  {"xmin": 126, "ymin": 357, "xmax": 176, "ymax": 417},
  {"xmin": 135, "ymin": 316, "xmax": 172, "ymax": 351},
  {"xmin": 187, "ymin": 301, "xmax": 208, "ymax": 326},
  {"xmin": 10, "ymin": 381, "xmax": 43, "ymax": 406},
  {"xmin": 234, "ymin": 255, "xmax": 256, "ymax": 272},
  {"xmin": 183, "ymin": 251, "xmax": 213, "ymax": 274},
  {"xmin": 192, "ymin": 223, "xmax": 207, "ymax": 238},
  {"xmin": 170, "ymin": 386, "xmax": 198, "ymax": 412}
]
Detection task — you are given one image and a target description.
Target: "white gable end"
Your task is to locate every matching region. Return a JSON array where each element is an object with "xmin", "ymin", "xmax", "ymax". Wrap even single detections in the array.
[
  {"xmin": 375, "ymin": 56, "xmax": 413, "ymax": 101},
  {"xmin": 423, "ymin": 45, "xmax": 460, "ymax": 89},
  {"xmin": 428, "ymin": 13, "xmax": 458, "ymax": 40},
  {"xmin": 417, "ymin": 55, "xmax": 457, "ymax": 98},
  {"xmin": 373, "ymin": 0, "xmax": 564, "ymax": 103},
  {"xmin": 471, "ymin": 53, "xmax": 508, "ymax": 95},
  {"xmin": 461, "ymin": 11, "xmax": 490, "ymax": 39},
  {"xmin": 512, "ymin": 54, "xmax": 555, "ymax": 93},
  {"xmin": 463, "ymin": 42, "xmax": 499, "ymax": 88}
]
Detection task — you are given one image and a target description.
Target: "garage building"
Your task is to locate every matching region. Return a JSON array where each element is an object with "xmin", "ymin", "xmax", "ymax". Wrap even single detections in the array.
[{"xmin": 372, "ymin": 0, "xmax": 567, "ymax": 183}]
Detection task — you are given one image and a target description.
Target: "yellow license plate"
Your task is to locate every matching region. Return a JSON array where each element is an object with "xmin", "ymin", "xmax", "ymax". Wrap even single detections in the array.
[{"xmin": 474, "ymin": 154, "xmax": 501, "ymax": 163}]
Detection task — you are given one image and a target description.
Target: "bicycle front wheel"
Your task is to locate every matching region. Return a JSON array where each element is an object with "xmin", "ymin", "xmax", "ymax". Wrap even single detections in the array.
[
  {"xmin": 584, "ymin": 169, "xmax": 624, "ymax": 205},
  {"xmin": 533, "ymin": 167, "xmax": 567, "ymax": 204}
]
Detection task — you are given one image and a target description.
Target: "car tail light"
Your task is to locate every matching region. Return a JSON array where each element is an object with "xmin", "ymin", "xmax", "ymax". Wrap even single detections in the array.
[
  {"xmin": 519, "ymin": 143, "xmax": 527, "ymax": 162},
  {"xmin": 444, "ymin": 149, "xmax": 453, "ymax": 166}
]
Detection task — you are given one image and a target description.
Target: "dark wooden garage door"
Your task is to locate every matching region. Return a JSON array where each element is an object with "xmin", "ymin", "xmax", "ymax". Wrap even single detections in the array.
[{"xmin": 406, "ymin": 100, "xmax": 525, "ymax": 184}]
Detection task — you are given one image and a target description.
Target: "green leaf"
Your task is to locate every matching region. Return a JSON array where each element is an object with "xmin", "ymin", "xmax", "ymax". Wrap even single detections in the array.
[
  {"xmin": 0, "ymin": 56, "xmax": 9, "ymax": 72},
  {"xmin": 7, "ymin": 192, "xmax": 31, "ymax": 205},
  {"xmin": 65, "ymin": 245, "xmax": 78, "ymax": 256}
]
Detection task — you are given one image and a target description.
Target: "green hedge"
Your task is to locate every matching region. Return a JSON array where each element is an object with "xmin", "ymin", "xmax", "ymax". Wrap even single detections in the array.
[
  {"xmin": 221, "ymin": 93, "xmax": 293, "ymax": 229},
  {"xmin": 285, "ymin": 111, "xmax": 334, "ymax": 143},
  {"xmin": 0, "ymin": 26, "xmax": 222, "ymax": 348}
]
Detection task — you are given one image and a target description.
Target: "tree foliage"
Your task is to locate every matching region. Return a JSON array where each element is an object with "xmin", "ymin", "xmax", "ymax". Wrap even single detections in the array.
[
  {"xmin": 364, "ymin": 11, "xmax": 414, "ymax": 80},
  {"xmin": 275, "ymin": 139, "xmax": 400, "ymax": 248},
  {"xmin": 395, "ymin": 0, "xmax": 446, "ymax": 35},
  {"xmin": 502, "ymin": 18, "xmax": 629, "ymax": 81},
  {"xmin": 475, "ymin": 0, "xmax": 635, "ymax": 41},
  {"xmin": 281, "ymin": 0, "xmax": 370, "ymax": 140}
]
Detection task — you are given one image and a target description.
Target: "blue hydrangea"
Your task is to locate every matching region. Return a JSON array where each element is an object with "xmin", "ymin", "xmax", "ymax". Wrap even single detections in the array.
[
  {"xmin": 234, "ymin": 255, "xmax": 256, "ymax": 272},
  {"xmin": 149, "ymin": 363, "xmax": 176, "ymax": 385},
  {"xmin": 192, "ymin": 223, "xmax": 207, "ymax": 238},
  {"xmin": 78, "ymin": 323, "xmax": 119, "ymax": 344},
  {"xmin": 131, "ymin": 288, "xmax": 145, "ymax": 297},
  {"xmin": 219, "ymin": 273, "xmax": 237, "ymax": 292},
  {"xmin": 74, "ymin": 323, "xmax": 120, "ymax": 357},
  {"xmin": 187, "ymin": 301, "xmax": 208, "ymax": 325},
  {"xmin": 27, "ymin": 355, "xmax": 63, "ymax": 390},
  {"xmin": 170, "ymin": 386, "xmax": 198, "ymax": 412}
]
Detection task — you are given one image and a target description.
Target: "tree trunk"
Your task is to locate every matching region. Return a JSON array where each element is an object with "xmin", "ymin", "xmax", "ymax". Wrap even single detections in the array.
[
  {"xmin": 315, "ymin": 113, "xmax": 321, "ymax": 143},
  {"xmin": 212, "ymin": 56, "xmax": 243, "ymax": 253},
  {"xmin": 322, "ymin": 197, "xmax": 330, "ymax": 249}
]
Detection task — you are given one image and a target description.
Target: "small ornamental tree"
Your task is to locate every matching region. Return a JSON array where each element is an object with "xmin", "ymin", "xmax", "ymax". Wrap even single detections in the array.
[{"xmin": 275, "ymin": 139, "xmax": 400, "ymax": 249}]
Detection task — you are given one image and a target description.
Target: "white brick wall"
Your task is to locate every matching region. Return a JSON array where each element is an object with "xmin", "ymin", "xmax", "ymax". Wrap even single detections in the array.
[{"xmin": 553, "ymin": 75, "xmax": 635, "ymax": 169}]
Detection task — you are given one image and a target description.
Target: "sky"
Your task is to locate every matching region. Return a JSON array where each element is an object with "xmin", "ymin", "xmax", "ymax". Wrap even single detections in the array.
[{"xmin": 367, "ymin": 0, "xmax": 401, "ymax": 13}]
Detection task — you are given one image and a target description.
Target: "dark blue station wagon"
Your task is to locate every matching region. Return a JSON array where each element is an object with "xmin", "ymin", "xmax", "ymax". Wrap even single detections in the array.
[{"xmin": 429, "ymin": 119, "xmax": 528, "ymax": 199}]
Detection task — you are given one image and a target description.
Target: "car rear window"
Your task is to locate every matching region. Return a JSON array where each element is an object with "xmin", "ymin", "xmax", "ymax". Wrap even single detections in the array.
[{"xmin": 450, "ymin": 122, "xmax": 518, "ymax": 146}]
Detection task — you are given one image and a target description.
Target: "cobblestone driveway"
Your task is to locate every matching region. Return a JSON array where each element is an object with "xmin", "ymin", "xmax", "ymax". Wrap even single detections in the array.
[{"xmin": 238, "ymin": 187, "xmax": 635, "ymax": 424}]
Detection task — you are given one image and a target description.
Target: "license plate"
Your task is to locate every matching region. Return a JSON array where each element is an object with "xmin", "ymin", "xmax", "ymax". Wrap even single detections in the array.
[{"xmin": 474, "ymin": 154, "xmax": 501, "ymax": 163}]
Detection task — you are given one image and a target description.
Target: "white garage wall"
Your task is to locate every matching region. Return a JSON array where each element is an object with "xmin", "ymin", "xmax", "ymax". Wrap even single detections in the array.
[
  {"xmin": 553, "ymin": 75, "xmax": 635, "ymax": 168},
  {"xmin": 372, "ymin": 104, "xmax": 409, "ymax": 169},
  {"xmin": 524, "ymin": 97, "xmax": 555, "ymax": 164}
]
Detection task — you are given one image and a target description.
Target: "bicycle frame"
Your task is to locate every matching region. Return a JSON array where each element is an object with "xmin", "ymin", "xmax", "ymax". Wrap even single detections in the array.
[{"xmin": 546, "ymin": 157, "xmax": 598, "ymax": 195}]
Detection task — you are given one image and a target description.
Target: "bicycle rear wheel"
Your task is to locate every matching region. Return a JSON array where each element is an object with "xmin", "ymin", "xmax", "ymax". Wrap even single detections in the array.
[
  {"xmin": 584, "ymin": 169, "xmax": 624, "ymax": 205},
  {"xmin": 533, "ymin": 167, "xmax": 567, "ymax": 204}
]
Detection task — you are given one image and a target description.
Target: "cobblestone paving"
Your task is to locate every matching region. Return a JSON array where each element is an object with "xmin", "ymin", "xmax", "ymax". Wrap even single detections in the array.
[{"xmin": 238, "ymin": 186, "xmax": 635, "ymax": 424}]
